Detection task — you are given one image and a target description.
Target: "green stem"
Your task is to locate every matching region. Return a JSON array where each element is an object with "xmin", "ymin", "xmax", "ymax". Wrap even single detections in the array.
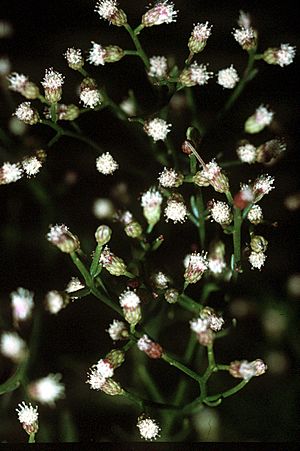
[
  {"xmin": 124, "ymin": 50, "xmax": 139, "ymax": 56},
  {"xmin": 50, "ymin": 103, "xmax": 57, "ymax": 123},
  {"xmin": 28, "ymin": 433, "xmax": 36, "ymax": 443},
  {"xmin": 232, "ymin": 207, "xmax": 242, "ymax": 280},
  {"xmin": 90, "ymin": 244, "xmax": 102, "ymax": 278},
  {"xmin": 178, "ymin": 293, "xmax": 202, "ymax": 313},
  {"xmin": 162, "ymin": 352, "xmax": 200, "ymax": 382},
  {"xmin": 204, "ymin": 379, "xmax": 249, "ymax": 403},
  {"xmin": 124, "ymin": 24, "xmax": 150, "ymax": 69}
]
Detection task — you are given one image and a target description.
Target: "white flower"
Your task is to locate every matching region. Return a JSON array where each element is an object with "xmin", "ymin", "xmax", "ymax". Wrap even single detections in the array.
[
  {"xmin": 28, "ymin": 374, "xmax": 65, "ymax": 406},
  {"xmin": 233, "ymin": 26, "xmax": 255, "ymax": 47},
  {"xmin": 148, "ymin": 56, "xmax": 168, "ymax": 78},
  {"xmin": 142, "ymin": 1, "xmax": 177, "ymax": 27},
  {"xmin": 119, "ymin": 97, "xmax": 136, "ymax": 116},
  {"xmin": 276, "ymin": 44, "xmax": 296, "ymax": 67},
  {"xmin": 45, "ymin": 290, "xmax": 66, "ymax": 314},
  {"xmin": 190, "ymin": 62, "xmax": 213, "ymax": 85},
  {"xmin": 191, "ymin": 22, "xmax": 212, "ymax": 42},
  {"xmin": 217, "ymin": 65, "xmax": 239, "ymax": 89},
  {"xmin": 253, "ymin": 174, "xmax": 275, "ymax": 201},
  {"xmin": 158, "ymin": 167, "xmax": 178, "ymax": 188},
  {"xmin": 208, "ymin": 257, "xmax": 226, "ymax": 274},
  {"xmin": 64, "ymin": 48, "xmax": 83, "ymax": 69},
  {"xmin": 96, "ymin": 152, "xmax": 119, "ymax": 175},
  {"xmin": 209, "ymin": 315, "xmax": 224, "ymax": 332},
  {"xmin": 16, "ymin": 402, "xmax": 38, "ymax": 426},
  {"xmin": 247, "ymin": 205, "xmax": 263, "ymax": 224},
  {"xmin": 93, "ymin": 198, "xmax": 115, "ymax": 219},
  {"xmin": 41, "ymin": 68, "xmax": 64, "ymax": 90},
  {"xmin": 119, "ymin": 290, "xmax": 140, "ymax": 309},
  {"xmin": 152, "ymin": 271, "xmax": 169, "ymax": 289},
  {"xmin": 11, "ymin": 287, "xmax": 34, "ymax": 323},
  {"xmin": 0, "ymin": 162, "xmax": 23, "ymax": 184},
  {"xmin": 86, "ymin": 367, "xmax": 106, "ymax": 390},
  {"xmin": 210, "ymin": 200, "xmax": 232, "ymax": 226},
  {"xmin": 65, "ymin": 277, "xmax": 84, "ymax": 298},
  {"xmin": 236, "ymin": 143, "xmax": 257, "ymax": 163},
  {"xmin": 190, "ymin": 317, "xmax": 210, "ymax": 333},
  {"xmin": 88, "ymin": 42, "xmax": 106, "ymax": 66},
  {"xmin": 22, "ymin": 156, "xmax": 42, "ymax": 177},
  {"xmin": 96, "ymin": 359, "xmax": 114, "ymax": 378},
  {"xmin": 80, "ymin": 88, "xmax": 101, "ymax": 109},
  {"xmin": 249, "ymin": 251, "xmax": 266, "ymax": 270},
  {"xmin": 164, "ymin": 199, "xmax": 187, "ymax": 223},
  {"xmin": 7, "ymin": 72, "xmax": 28, "ymax": 93},
  {"xmin": 107, "ymin": 319, "xmax": 128, "ymax": 340},
  {"xmin": 95, "ymin": 0, "xmax": 118, "ymax": 21},
  {"xmin": 0, "ymin": 331, "xmax": 27, "ymax": 362},
  {"xmin": 137, "ymin": 415, "xmax": 161, "ymax": 440},
  {"xmin": 184, "ymin": 252, "xmax": 209, "ymax": 284},
  {"xmin": 144, "ymin": 118, "xmax": 171, "ymax": 142},
  {"xmin": 254, "ymin": 105, "xmax": 273, "ymax": 126},
  {"xmin": 14, "ymin": 102, "xmax": 37, "ymax": 124},
  {"xmin": 141, "ymin": 188, "xmax": 163, "ymax": 208}
]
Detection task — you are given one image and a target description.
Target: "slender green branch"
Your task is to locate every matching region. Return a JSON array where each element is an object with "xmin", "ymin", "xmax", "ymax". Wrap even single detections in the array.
[
  {"xmin": 90, "ymin": 244, "xmax": 102, "ymax": 278},
  {"xmin": 204, "ymin": 379, "xmax": 249, "ymax": 403},
  {"xmin": 124, "ymin": 24, "xmax": 150, "ymax": 69},
  {"xmin": 162, "ymin": 352, "xmax": 200, "ymax": 382}
]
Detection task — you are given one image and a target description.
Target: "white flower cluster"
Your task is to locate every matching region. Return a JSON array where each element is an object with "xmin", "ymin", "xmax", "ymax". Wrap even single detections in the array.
[{"xmin": 96, "ymin": 152, "xmax": 119, "ymax": 175}]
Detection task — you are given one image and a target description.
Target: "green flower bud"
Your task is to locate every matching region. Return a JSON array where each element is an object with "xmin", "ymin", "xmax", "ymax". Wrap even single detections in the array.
[
  {"xmin": 250, "ymin": 235, "xmax": 268, "ymax": 253},
  {"xmin": 106, "ymin": 349, "xmax": 125, "ymax": 369},
  {"xmin": 124, "ymin": 221, "xmax": 143, "ymax": 238},
  {"xmin": 164, "ymin": 288, "xmax": 179, "ymax": 304},
  {"xmin": 95, "ymin": 225, "xmax": 112, "ymax": 245},
  {"xmin": 101, "ymin": 378, "xmax": 124, "ymax": 396},
  {"xmin": 23, "ymin": 82, "xmax": 40, "ymax": 99},
  {"xmin": 100, "ymin": 246, "xmax": 128, "ymax": 276},
  {"xmin": 104, "ymin": 46, "xmax": 124, "ymax": 63}
]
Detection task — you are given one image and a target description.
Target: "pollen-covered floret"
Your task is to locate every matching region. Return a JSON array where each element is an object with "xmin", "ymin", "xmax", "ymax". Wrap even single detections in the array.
[
  {"xmin": 264, "ymin": 43, "xmax": 296, "ymax": 67},
  {"xmin": 190, "ymin": 62, "xmax": 213, "ymax": 85},
  {"xmin": 0, "ymin": 162, "xmax": 23, "ymax": 184},
  {"xmin": 96, "ymin": 359, "xmax": 114, "ymax": 379},
  {"xmin": 249, "ymin": 251, "xmax": 266, "ymax": 270},
  {"xmin": 217, "ymin": 65, "xmax": 239, "ymax": 89},
  {"xmin": 80, "ymin": 88, "xmax": 101, "ymax": 109},
  {"xmin": 64, "ymin": 47, "xmax": 84, "ymax": 69},
  {"xmin": 96, "ymin": 152, "xmax": 119, "ymax": 175},
  {"xmin": 41, "ymin": 67, "xmax": 64, "ymax": 90},
  {"xmin": 144, "ymin": 118, "xmax": 171, "ymax": 142},
  {"xmin": 148, "ymin": 56, "xmax": 168, "ymax": 78},
  {"xmin": 28, "ymin": 374, "xmax": 65, "ymax": 406},
  {"xmin": 22, "ymin": 156, "xmax": 42, "ymax": 177},
  {"xmin": 164, "ymin": 198, "xmax": 187, "ymax": 223},
  {"xmin": 88, "ymin": 42, "xmax": 106, "ymax": 66},
  {"xmin": 107, "ymin": 319, "xmax": 128, "ymax": 341},
  {"xmin": 158, "ymin": 167, "xmax": 178, "ymax": 187},
  {"xmin": 14, "ymin": 102, "xmax": 39, "ymax": 125},
  {"xmin": 236, "ymin": 143, "xmax": 257, "ymax": 164},
  {"xmin": 233, "ymin": 26, "xmax": 256, "ymax": 49},
  {"xmin": 142, "ymin": 1, "xmax": 177, "ymax": 27},
  {"xmin": 86, "ymin": 367, "xmax": 106, "ymax": 390},
  {"xmin": 247, "ymin": 204, "xmax": 263, "ymax": 224},
  {"xmin": 16, "ymin": 402, "xmax": 38, "ymax": 427},
  {"xmin": 137, "ymin": 415, "xmax": 161, "ymax": 440},
  {"xmin": 119, "ymin": 289, "xmax": 141, "ymax": 309},
  {"xmin": 210, "ymin": 200, "xmax": 232, "ymax": 226}
]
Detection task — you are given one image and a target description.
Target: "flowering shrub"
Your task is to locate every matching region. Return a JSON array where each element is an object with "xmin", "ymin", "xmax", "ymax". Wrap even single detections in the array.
[{"xmin": 0, "ymin": 0, "xmax": 298, "ymax": 443}]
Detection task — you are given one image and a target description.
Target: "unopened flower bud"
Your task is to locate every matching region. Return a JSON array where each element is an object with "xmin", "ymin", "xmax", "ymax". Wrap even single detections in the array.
[
  {"xmin": 100, "ymin": 246, "xmax": 128, "ymax": 276},
  {"xmin": 196, "ymin": 329, "xmax": 215, "ymax": 346},
  {"xmin": 256, "ymin": 139, "xmax": 286, "ymax": 164},
  {"xmin": 61, "ymin": 104, "xmax": 80, "ymax": 121},
  {"xmin": 95, "ymin": 225, "xmax": 112, "ymax": 245},
  {"xmin": 104, "ymin": 45, "xmax": 124, "ymax": 62},
  {"xmin": 47, "ymin": 224, "xmax": 80, "ymax": 253},
  {"xmin": 245, "ymin": 105, "xmax": 273, "ymax": 134},
  {"xmin": 100, "ymin": 378, "xmax": 124, "ymax": 395},
  {"xmin": 250, "ymin": 235, "xmax": 268, "ymax": 253},
  {"xmin": 124, "ymin": 221, "xmax": 143, "ymax": 238},
  {"xmin": 184, "ymin": 251, "xmax": 209, "ymax": 284},
  {"xmin": 188, "ymin": 22, "xmax": 212, "ymax": 54},
  {"xmin": 193, "ymin": 171, "xmax": 210, "ymax": 187},
  {"xmin": 164, "ymin": 288, "xmax": 179, "ymax": 304},
  {"xmin": 137, "ymin": 334, "xmax": 163, "ymax": 359},
  {"xmin": 105, "ymin": 349, "xmax": 125, "ymax": 369}
]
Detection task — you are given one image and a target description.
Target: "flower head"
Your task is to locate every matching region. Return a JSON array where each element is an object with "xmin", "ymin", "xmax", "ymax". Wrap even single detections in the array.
[
  {"xmin": 96, "ymin": 152, "xmax": 119, "ymax": 175},
  {"xmin": 229, "ymin": 359, "xmax": 267, "ymax": 380},
  {"xmin": 0, "ymin": 162, "xmax": 23, "ymax": 184},
  {"xmin": 233, "ymin": 26, "xmax": 256, "ymax": 50},
  {"xmin": 96, "ymin": 358, "xmax": 114, "ymax": 378},
  {"xmin": 14, "ymin": 102, "xmax": 39, "ymax": 125},
  {"xmin": 263, "ymin": 43, "xmax": 296, "ymax": 67},
  {"xmin": 28, "ymin": 374, "xmax": 65, "ymax": 407},
  {"xmin": 41, "ymin": 68, "xmax": 64, "ymax": 103},
  {"xmin": 252, "ymin": 174, "xmax": 275, "ymax": 202},
  {"xmin": 22, "ymin": 156, "xmax": 43, "ymax": 177},
  {"xmin": 16, "ymin": 402, "xmax": 39, "ymax": 435},
  {"xmin": 11, "ymin": 287, "xmax": 34, "ymax": 324},
  {"xmin": 158, "ymin": 167, "xmax": 183, "ymax": 188},
  {"xmin": 217, "ymin": 65, "xmax": 239, "ymax": 89},
  {"xmin": 47, "ymin": 224, "xmax": 80, "ymax": 253},
  {"xmin": 45, "ymin": 290, "xmax": 69, "ymax": 314},
  {"xmin": 180, "ymin": 62, "xmax": 213, "ymax": 87},
  {"xmin": 64, "ymin": 47, "xmax": 84, "ymax": 70},
  {"xmin": 152, "ymin": 271, "xmax": 169, "ymax": 290},
  {"xmin": 164, "ymin": 197, "xmax": 187, "ymax": 223},
  {"xmin": 256, "ymin": 138, "xmax": 286, "ymax": 164},
  {"xmin": 137, "ymin": 414, "xmax": 161, "ymax": 440},
  {"xmin": 236, "ymin": 143, "xmax": 257, "ymax": 164},
  {"xmin": 188, "ymin": 22, "xmax": 212, "ymax": 53},
  {"xmin": 245, "ymin": 105, "xmax": 274, "ymax": 134},
  {"xmin": 141, "ymin": 187, "xmax": 163, "ymax": 226},
  {"xmin": 148, "ymin": 56, "xmax": 168, "ymax": 78},
  {"xmin": 247, "ymin": 204, "xmax": 263, "ymax": 224},
  {"xmin": 88, "ymin": 42, "xmax": 106, "ymax": 66},
  {"xmin": 137, "ymin": 334, "xmax": 163, "ymax": 359},
  {"xmin": 144, "ymin": 117, "xmax": 171, "ymax": 142},
  {"xmin": 0, "ymin": 331, "xmax": 27, "ymax": 362},
  {"xmin": 107, "ymin": 319, "xmax": 128, "ymax": 341},
  {"xmin": 119, "ymin": 289, "xmax": 140, "ymax": 309},
  {"xmin": 100, "ymin": 246, "xmax": 128, "ymax": 276},
  {"xmin": 65, "ymin": 277, "xmax": 85, "ymax": 298},
  {"xmin": 142, "ymin": 1, "xmax": 177, "ymax": 27},
  {"xmin": 249, "ymin": 251, "xmax": 266, "ymax": 270},
  {"xmin": 7, "ymin": 72, "xmax": 28, "ymax": 93},
  {"xmin": 95, "ymin": 0, "xmax": 127, "ymax": 26},
  {"xmin": 200, "ymin": 160, "xmax": 230, "ymax": 193},
  {"xmin": 210, "ymin": 200, "xmax": 232, "ymax": 226},
  {"xmin": 184, "ymin": 252, "xmax": 209, "ymax": 284}
]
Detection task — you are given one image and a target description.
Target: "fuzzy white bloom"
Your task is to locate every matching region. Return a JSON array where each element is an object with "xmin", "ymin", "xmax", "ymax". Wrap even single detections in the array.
[
  {"xmin": 28, "ymin": 374, "xmax": 65, "ymax": 406},
  {"xmin": 191, "ymin": 22, "xmax": 212, "ymax": 42},
  {"xmin": 236, "ymin": 143, "xmax": 257, "ymax": 163},
  {"xmin": 95, "ymin": 0, "xmax": 118, "ymax": 20},
  {"xmin": 80, "ymin": 88, "xmax": 101, "ymax": 109},
  {"xmin": 88, "ymin": 42, "xmax": 106, "ymax": 66},
  {"xmin": 238, "ymin": 10, "xmax": 251, "ymax": 29},
  {"xmin": 16, "ymin": 402, "xmax": 38, "ymax": 427},
  {"xmin": 137, "ymin": 334, "xmax": 153, "ymax": 352},
  {"xmin": 208, "ymin": 257, "xmax": 226, "ymax": 274},
  {"xmin": 45, "ymin": 290, "xmax": 66, "ymax": 314},
  {"xmin": 152, "ymin": 271, "xmax": 169, "ymax": 289},
  {"xmin": 107, "ymin": 319, "xmax": 128, "ymax": 340},
  {"xmin": 96, "ymin": 359, "xmax": 114, "ymax": 378},
  {"xmin": 209, "ymin": 315, "xmax": 224, "ymax": 332},
  {"xmin": 247, "ymin": 204, "xmax": 263, "ymax": 224},
  {"xmin": 142, "ymin": 1, "xmax": 177, "ymax": 27},
  {"xmin": 158, "ymin": 167, "xmax": 178, "ymax": 187},
  {"xmin": 96, "ymin": 152, "xmax": 119, "ymax": 175},
  {"xmin": 11, "ymin": 287, "xmax": 34, "ymax": 323},
  {"xmin": 210, "ymin": 200, "xmax": 232, "ymax": 225},
  {"xmin": 253, "ymin": 174, "xmax": 275, "ymax": 199},
  {"xmin": 144, "ymin": 118, "xmax": 171, "ymax": 142},
  {"xmin": 64, "ymin": 47, "xmax": 83, "ymax": 64},
  {"xmin": 190, "ymin": 62, "xmax": 213, "ymax": 85},
  {"xmin": 254, "ymin": 105, "xmax": 274, "ymax": 126},
  {"xmin": 93, "ymin": 198, "xmax": 115, "ymax": 219},
  {"xmin": 185, "ymin": 252, "xmax": 209, "ymax": 284},
  {"xmin": 141, "ymin": 188, "xmax": 163, "ymax": 208},
  {"xmin": 217, "ymin": 65, "xmax": 239, "ymax": 89},
  {"xmin": 0, "ymin": 331, "xmax": 27, "ymax": 362},
  {"xmin": 137, "ymin": 415, "xmax": 161, "ymax": 441},
  {"xmin": 233, "ymin": 26, "xmax": 255, "ymax": 47},
  {"xmin": 119, "ymin": 290, "xmax": 140, "ymax": 309},
  {"xmin": 7, "ymin": 72, "xmax": 28, "ymax": 93},
  {"xmin": 119, "ymin": 97, "xmax": 136, "ymax": 117},
  {"xmin": 0, "ymin": 162, "xmax": 23, "ymax": 184},
  {"xmin": 235, "ymin": 359, "xmax": 267, "ymax": 381},
  {"xmin": 22, "ymin": 156, "xmax": 42, "ymax": 177},
  {"xmin": 249, "ymin": 251, "xmax": 266, "ymax": 270},
  {"xmin": 65, "ymin": 277, "xmax": 84, "ymax": 298},
  {"xmin": 148, "ymin": 56, "xmax": 168, "ymax": 78},
  {"xmin": 190, "ymin": 317, "xmax": 210, "ymax": 333},
  {"xmin": 14, "ymin": 102, "xmax": 37, "ymax": 124},
  {"xmin": 276, "ymin": 44, "xmax": 296, "ymax": 67},
  {"xmin": 202, "ymin": 160, "xmax": 221, "ymax": 181},
  {"xmin": 41, "ymin": 68, "xmax": 64, "ymax": 90},
  {"xmin": 164, "ymin": 199, "xmax": 187, "ymax": 223},
  {"xmin": 86, "ymin": 367, "xmax": 106, "ymax": 390}
]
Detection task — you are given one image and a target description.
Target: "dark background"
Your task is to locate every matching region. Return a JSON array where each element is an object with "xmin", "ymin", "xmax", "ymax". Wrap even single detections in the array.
[{"xmin": 0, "ymin": 0, "xmax": 299, "ymax": 443}]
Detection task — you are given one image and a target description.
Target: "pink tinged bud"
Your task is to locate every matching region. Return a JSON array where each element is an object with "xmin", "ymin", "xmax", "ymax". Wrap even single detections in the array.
[
  {"xmin": 184, "ymin": 252, "xmax": 209, "ymax": 284},
  {"xmin": 142, "ymin": 1, "xmax": 177, "ymax": 27},
  {"xmin": 100, "ymin": 246, "xmax": 127, "ymax": 276},
  {"xmin": 197, "ymin": 329, "xmax": 215, "ymax": 346},
  {"xmin": 188, "ymin": 22, "xmax": 212, "ymax": 54},
  {"xmin": 137, "ymin": 334, "xmax": 163, "ymax": 359},
  {"xmin": 124, "ymin": 221, "xmax": 143, "ymax": 238},
  {"xmin": 47, "ymin": 224, "xmax": 80, "ymax": 253}
]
